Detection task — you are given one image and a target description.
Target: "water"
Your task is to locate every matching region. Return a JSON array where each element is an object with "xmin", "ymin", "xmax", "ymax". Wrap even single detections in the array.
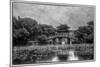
[
  {"xmin": 51, "ymin": 56, "xmax": 59, "ymax": 62},
  {"xmin": 67, "ymin": 50, "xmax": 79, "ymax": 61},
  {"xmin": 51, "ymin": 50, "xmax": 79, "ymax": 62}
]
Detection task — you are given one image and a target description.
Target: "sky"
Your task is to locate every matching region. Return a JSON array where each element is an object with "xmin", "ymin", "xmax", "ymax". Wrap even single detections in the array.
[{"xmin": 13, "ymin": 2, "xmax": 95, "ymax": 30}]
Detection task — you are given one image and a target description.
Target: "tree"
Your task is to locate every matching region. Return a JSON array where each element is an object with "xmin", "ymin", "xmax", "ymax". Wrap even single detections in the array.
[
  {"xmin": 19, "ymin": 17, "xmax": 39, "ymax": 40},
  {"xmin": 35, "ymin": 24, "xmax": 56, "ymax": 44},
  {"xmin": 74, "ymin": 21, "xmax": 94, "ymax": 43},
  {"xmin": 12, "ymin": 16, "xmax": 56, "ymax": 46},
  {"xmin": 38, "ymin": 24, "xmax": 56, "ymax": 36},
  {"xmin": 37, "ymin": 35, "xmax": 48, "ymax": 45},
  {"xmin": 12, "ymin": 16, "xmax": 38, "ymax": 46}
]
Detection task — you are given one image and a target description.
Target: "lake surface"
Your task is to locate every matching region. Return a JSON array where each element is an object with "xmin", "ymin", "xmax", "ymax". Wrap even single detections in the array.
[
  {"xmin": 13, "ymin": 44, "xmax": 94, "ymax": 64},
  {"xmin": 51, "ymin": 50, "xmax": 79, "ymax": 62}
]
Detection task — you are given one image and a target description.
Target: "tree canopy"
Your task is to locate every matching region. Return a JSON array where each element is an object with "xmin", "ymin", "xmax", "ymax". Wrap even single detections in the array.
[
  {"xmin": 74, "ymin": 21, "xmax": 94, "ymax": 43},
  {"xmin": 12, "ymin": 16, "xmax": 57, "ymax": 46},
  {"xmin": 12, "ymin": 16, "xmax": 94, "ymax": 46}
]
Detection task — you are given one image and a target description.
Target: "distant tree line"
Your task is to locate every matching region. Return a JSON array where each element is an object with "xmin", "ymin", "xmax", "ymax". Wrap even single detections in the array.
[{"xmin": 12, "ymin": 16, "xmax": 94, "ymax": 46}]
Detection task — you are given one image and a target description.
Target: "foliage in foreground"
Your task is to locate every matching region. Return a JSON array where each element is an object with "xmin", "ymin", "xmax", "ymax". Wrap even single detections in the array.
[{"xmin": 12, "ymin": 44, "xmax": 94, "ymax": 64}]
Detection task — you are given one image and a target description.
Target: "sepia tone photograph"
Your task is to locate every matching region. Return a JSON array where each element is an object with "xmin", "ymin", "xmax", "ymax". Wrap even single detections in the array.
[{"xmin": 11, "ymin": 1, "xmax": 95, "ymax": 66}]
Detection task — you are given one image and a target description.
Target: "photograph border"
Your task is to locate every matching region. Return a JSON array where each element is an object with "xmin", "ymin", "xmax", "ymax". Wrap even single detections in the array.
[{"xmin": 10, "ymin": 1, "xmax": 96, "ymax": 67}]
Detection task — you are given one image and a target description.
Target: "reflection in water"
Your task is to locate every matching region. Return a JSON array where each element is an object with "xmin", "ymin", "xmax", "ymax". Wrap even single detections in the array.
[
  {"xmin": 67, "ymin": 50, "xmax": 79, "ymax": 61},
  {"xmin": 51, "ymin": 56, "xmax": 59, "ymax": 62},
  {"xmin": 51, "ymin": 50, "xmax": 79, "ymax": 62}
]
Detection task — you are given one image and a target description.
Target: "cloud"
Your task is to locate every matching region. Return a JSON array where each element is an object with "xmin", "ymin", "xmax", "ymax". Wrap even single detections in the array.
[{"xmin": 13, "ymin": 2, "xmax": 95, "ymax": 30}]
